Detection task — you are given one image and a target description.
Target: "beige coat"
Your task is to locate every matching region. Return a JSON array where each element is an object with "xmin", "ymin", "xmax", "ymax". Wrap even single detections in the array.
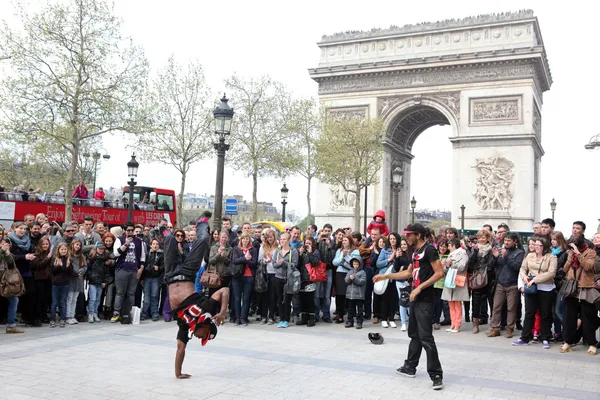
[{"xmin": 519, "ymin": 253, "xmax": 557, "ymax": 285}]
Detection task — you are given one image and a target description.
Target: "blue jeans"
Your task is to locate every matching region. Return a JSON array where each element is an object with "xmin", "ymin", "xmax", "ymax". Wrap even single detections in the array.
[
  {"xmin": 6, "ymin": 296, "xmax": 19, "ymax": 327},
  {"xmin": 314, "ymin": 269, "xmax": 333, "ymax": 319},
  {"xmin": 142, "ymin": 277, "xmax": 160, "ymax": 318},
  {"xmin": 51, "ymin": 285, "xmax": 69, "ymax": 321},
  {"xmin": 554, "ymin": 295, "xmax": 565, "ymax": 336},
  {"xmin": 232, "ymin": 276, "xmax": 254, "ymax": 321},
  {"xmin": 88, "ymin": 285, "xmax": 103, "ymax": 315}
]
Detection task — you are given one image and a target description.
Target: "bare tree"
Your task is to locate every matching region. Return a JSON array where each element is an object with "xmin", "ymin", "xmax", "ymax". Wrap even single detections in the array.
[
  {"xmin": 0, "ymin": 0, "xmax": 148, "ymax": 221},
  {"xmin": 137, "ymin": 56, "xmax": 212, "ymax": 226},
  {"xmin": 225, "ymin": 74, "xmax": 295, "ymax": 221}
]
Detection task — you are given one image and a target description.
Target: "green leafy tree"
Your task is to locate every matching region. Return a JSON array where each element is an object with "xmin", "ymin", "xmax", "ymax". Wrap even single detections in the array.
[
  {"xmin": 225, "ymin": 74, "xmax": 295, "ymax": 221},
  {"xmin": 0, "ymin": 0, "xmax": 149, "ymax": 221},
  {"xmin": 315, "ymin": 116, "xmax": 384, "ymax": 231},
  {"xmin": 136, "ymin": 56, "xmax": 212, "ymax": 226}
]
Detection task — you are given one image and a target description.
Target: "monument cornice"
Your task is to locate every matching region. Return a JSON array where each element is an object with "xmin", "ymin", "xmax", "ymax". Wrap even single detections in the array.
[
  {"xmin": 449, "ymin": 133, "xmax": 544, "ymax": 157},
  {"xmin": 312, "ymin": 58, "xmax": 548, "ymax": 96},
  {"xmin": 320, "ymin": 10, "xmax": 536, "ymax": 44}
]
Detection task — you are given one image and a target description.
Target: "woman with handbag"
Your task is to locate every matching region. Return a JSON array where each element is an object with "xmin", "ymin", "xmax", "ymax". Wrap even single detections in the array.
[
  {"xmin": 296, "ymin": 236, "xmax": 321, "ymax": 327},
  {"xmin": 230, "ymin": 232, "xmax": 256, "ymax": 326},
  {"xmin": 466, "ymin": 230, "xmax": 496, "ymax": 333},
  {"xmin": 332, "ymin": 234, "xmax": 359, "ymax": 324},
  {"xmin": 258, "ymin": 229, "xmax": 278, "ymax": 325},
  {"xmin": 513, "ymin": 236, "xmax": 557, "ymax": 348},
  {"xmin": 375, "ymin": 235, "xmax": 399, "ymax": 328},
  {"xmin": 8, "ymin": 222, "xmax": 36, "ymax": 327},
  {"xmin": 441, "ymin": 238, "xmax": 469, "ymax": 333},
  {"xmin": 560, "ymin": 234, "xmax": 599, "ymax": 354},
  {"xmin": 1, "ymin": 239, "xmax": 24, "ymax": 333},
  {"xmin": 207, "ymin": 231, "xmax": 232, "ymax": 297}
]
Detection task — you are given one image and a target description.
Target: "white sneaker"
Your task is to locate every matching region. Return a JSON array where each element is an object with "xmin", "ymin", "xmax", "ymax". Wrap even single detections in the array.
[
  {"xmin": 66, "ymin": 319, "xmax": 75, "ymax": 325},
  {"xmin": 389, "ymin": 321, "xmax": 397, "ymax": 328},
  {"xmin": 88, "ymin": 314, "xmax": 94, "ymax": 323},
  {"xmin": 445, "ymin": 328, "xmax": 453, "ymax": 332},
  {"xmin": 72, "ymin": 318, "xmax": 79, "ymax": 324},
  {"xmin": 400, "ymin": 323, "xmax": 407, "ymax": 331},
  {"xmin": 93, "ymin": 314, "xmax": 101, "ymax": 323},
  {"xmin": 381, "ymin": 321, "xmax": 389, "ymax": 328},
  {"xmin": 451, "ymin": 329, "xmax": 460, "ymax": 333}
]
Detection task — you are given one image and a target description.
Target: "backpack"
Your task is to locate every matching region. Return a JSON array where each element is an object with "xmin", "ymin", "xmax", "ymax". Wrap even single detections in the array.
[{"xmin": 0, "ymin": 267, "xmax": 25, "ymax": 298}]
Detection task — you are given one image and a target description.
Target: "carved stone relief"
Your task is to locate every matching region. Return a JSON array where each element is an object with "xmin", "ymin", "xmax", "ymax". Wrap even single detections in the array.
[
  {"xmin": 532, "ymin": 102, "xmax": 541, "ymax": 137},
  {"xmin": 378, "ymin": 92, "xmax": 460, "ymax": 122},
  {"xmin": 327, "ymin": 106, "xmax": 368, "ymax": 120},
  {"xmin": 469, "ymin": 95, "xmax": 522, "ymax": 126},
  {"xmin": 472, "ymin": 156, "xmax": 514, "ymax": 211},
  {"xmin": 329, "ymin": 184, "xmax": 356, "ymax": 211},
  {"xmin": 318, "ymin": 62, "xmax": 536, "ymax": 95}
]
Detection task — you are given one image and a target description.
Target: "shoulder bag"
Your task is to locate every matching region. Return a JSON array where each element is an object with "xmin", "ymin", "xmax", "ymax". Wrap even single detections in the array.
[
  {"xmin": 200, "ymin": 265, "xmax": 222, "ymax": 289},
  {"xmin": 0, "ymin": 267, "xmax": 25, "ymax": 297},
  {"xmin": 374, "ymin": 265, "xmax": 393, "ymax": 295},
  {"xmin": 469, "ymin": 267, "xmax": 488, "ymax": 290},
  {"xmin": 523, "ymin": 260, "xmax": 543, "ymax": 295},
  {"xmin": 558, "ymin": 265, "xmax": 583, "ymax": 299},
  {"xmin": 306, "ymin": 260, "xmax": 327, "ymax": 282},
  {"xmin": 254, "ymin": 261, "xmax": 268, "ymax": 293}
]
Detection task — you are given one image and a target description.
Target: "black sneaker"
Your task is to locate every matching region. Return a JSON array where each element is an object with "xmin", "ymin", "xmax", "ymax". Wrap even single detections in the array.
[
  {"xmin": 396, "ymin": 366, "xmax": 416, "ymax": 378},
  {"xmin": 432, "ymin": 375, "xmax": 443, "ymax": 390},
  {"xmin": 356, "ymin": 322, "xmax": 363, "ymax": 330},
  {"xmin": 345, "ymin": 321, "xmax": 354, "ymax": 328},
  {"xmin": 323, "ymin": 317, "xmax": 332, "ymax": 323}
]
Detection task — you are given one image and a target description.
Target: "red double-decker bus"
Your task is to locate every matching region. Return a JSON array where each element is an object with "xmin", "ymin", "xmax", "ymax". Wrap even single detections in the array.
[{"xmin": 0, "ymin": 186, "xmax": 177, "ymax": 227}]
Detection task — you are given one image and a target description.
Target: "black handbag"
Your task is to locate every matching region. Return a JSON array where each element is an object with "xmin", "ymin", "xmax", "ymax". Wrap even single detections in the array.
[
  {"xmin": 558, "ymin": 267, "xmax": 583, "ymax": 299},
  {"xmin": 254, "ymin": 262, "xmax": 268, "ymax": 293}
]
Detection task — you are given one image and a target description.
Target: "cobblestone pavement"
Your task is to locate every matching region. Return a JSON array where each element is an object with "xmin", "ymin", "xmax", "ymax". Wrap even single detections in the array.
[{"xmin": 1, "ymin": 317, "xmax": 599, "ymax": 400}]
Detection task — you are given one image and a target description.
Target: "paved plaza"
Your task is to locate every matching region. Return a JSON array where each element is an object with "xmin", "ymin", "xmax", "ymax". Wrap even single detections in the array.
[{"xmin": 1, "ymin": 318, "xmax": 599, "ymax": 400}]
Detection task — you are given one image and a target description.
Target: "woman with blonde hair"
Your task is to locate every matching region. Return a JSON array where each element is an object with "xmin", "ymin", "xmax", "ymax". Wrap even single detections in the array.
[
  {"xmin": 466, "ymin": 229, "xmax": 496, "ymax": 334},
  {"xmin": 272, "ymin": 232, "xmax": 298, "ymax": 328},
  {"xmin": 258, "ymin": 228, "xmax": 278, "ymax": 325}
]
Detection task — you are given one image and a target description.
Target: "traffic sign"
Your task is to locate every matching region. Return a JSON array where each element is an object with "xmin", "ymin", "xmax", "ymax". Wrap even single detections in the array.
[{"xmin": 225, "ymin": 198, "xmax": 238, "ymax": 215}]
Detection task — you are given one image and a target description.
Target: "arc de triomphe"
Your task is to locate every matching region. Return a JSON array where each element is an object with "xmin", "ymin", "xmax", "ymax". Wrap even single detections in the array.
[{"xmin": 309, "ymin": 10, "xmax": 552, "ymax": 232}]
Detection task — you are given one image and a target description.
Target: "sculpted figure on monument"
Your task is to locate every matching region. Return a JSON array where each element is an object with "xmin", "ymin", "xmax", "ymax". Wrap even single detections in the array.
[
  {"xmin": 329, "ymin": 184, "xmax": 356, "ymax": 211},
  {"xmin": 472, "ymin": 156, "xmax": 514, "ymax": 211}
]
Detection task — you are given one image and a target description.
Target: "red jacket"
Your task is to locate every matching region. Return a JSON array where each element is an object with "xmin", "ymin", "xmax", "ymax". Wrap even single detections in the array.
[
  {"xmin": 94, "ymin": 190, "xmax": 106, "ymax": 200},
  {"xmin": 367, "ymin": 210, "xmax": 389, "ymax": 236},
  {"xmin": 72, "ymin": 185, "xmax": 89, "ymax": 199}
]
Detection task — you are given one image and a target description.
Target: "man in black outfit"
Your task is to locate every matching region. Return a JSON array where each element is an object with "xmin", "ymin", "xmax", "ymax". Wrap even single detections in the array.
[{"xmin": 374, "ymin": 223, "xmax": 444, "ymax": 390}]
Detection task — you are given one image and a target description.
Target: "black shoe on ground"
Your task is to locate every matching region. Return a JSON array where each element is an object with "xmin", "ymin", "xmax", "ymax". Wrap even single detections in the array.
[
  {"xmin": 440, "ymin": 320, "xmax": 451, "ymax": 326},
  {"xmin": 234, "ymin": 319, "xmax": 241, "ymax": 325},
  {"xmin": 334, "ymin": 318, "xmax": 344, "ymax": 324},
  {"xmin": 151, "ymin": 315, "xmax": 160, "ymax": 322},
  {"xmin": 32, "ymin": 320, "xmax": 42, "ymax": 327},
  {"xmin": 396, "ymin": 366, "xmax": 416, "ymax": 378},
  {"xmin": 516, "ymin": 322, "xmax": 523, "ymax": 330},
  {"xmin": 323, "ymin": 317, "xmax": 332, "ymax": 323},
  {"xmin": 140, "ymin": 315, "xmax": 148, "ymax": 321},
  {"xmin": 345, "ymin": 321, "xmax": 354, "ymax": 328},
  {"xmin": 432, "ymin": 375, "xmax": 443, "ymax": 390},
  {"xmin": 465, "ymin": 315, "xmax": 471, "ymax": 323},
  {"xmin": 356, "ymin": 322, "xmax": 363, "ymax": 329}
]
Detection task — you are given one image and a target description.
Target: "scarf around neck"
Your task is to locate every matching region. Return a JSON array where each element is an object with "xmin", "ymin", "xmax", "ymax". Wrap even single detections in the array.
[
  {"xmin": 478, "ymin": 243, "xmax": 492, "ymax": 257},
  {"xmin": 8, "ymin": 231, "xmax": 31, "ymax": 253},
  {"xmin": 572, "ymin": 244, "xmax": 588, "ymax": 269}
]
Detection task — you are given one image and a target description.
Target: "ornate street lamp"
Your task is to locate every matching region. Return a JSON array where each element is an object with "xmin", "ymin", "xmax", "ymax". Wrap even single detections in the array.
[
  {"xmin": 550, "ymin": 198, "xmax": 557, "ymax": 220},
  {"xmin": 391, "ymin": 166, "xmax": 403, "ymax": 232},
  {"xmin": 212, "ymin": 94, "xmax": 234, "ymax": 230},
  {"xmin": 126, "ymin": 153, "xmax": 139, "ymax": 223},
  {"xmin": 281, "ymin": 183, "xmax": 289, "ymax": 222},
  {"xmin": 83, "ymin": 149, "xmax": 111, "ymax": 194},
  {"xmin": 411, "ymin": 196, "xmax": 417, "ymax": 224}
]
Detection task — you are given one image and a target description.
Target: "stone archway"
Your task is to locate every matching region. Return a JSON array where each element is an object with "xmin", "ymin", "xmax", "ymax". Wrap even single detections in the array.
[{"xmin": 310, "ymin": 10, "xmax": 551, "ymax": 232}]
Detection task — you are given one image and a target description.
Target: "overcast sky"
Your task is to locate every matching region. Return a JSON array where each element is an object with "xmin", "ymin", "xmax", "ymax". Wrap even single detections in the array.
[{"xmin": 1, "ymin": 1, "xmax": 599, "ymax": 235}]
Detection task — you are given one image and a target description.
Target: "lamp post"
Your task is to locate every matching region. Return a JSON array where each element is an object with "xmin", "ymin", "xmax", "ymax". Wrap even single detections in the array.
[
  {"xmin": 280, "ymin": 183, "xmax": 289, "ymax": 222},
  {"xmin": 391, "ymin": 166, "xmax": 404, "ymax": 232},
  {"xmin": 411, "ymin": 196, "xmax": 417, "ymax": 224},
  {"xmin": 460, "ymin": 204, "xmax": 466, "ymax": 236},
  {"xmin": 550, "ymin": 198, "xmax": 556, "ymax": 220},
  {"xmin": 212, "ymin": 94, "xmax": 234, "ymax": 231},
  {"xmin": 126, "ymin": 153, "xmax": 139, "ymax": 223},
  {"xmin": 83, "ymin": 150, "xmax": 111, "ymax": 194}
]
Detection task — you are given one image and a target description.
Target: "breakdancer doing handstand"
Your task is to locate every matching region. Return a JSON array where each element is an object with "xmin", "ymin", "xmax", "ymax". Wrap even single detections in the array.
[{"xmin": 163, "ymin": 211, "xmax": 229, "ymax": 379}]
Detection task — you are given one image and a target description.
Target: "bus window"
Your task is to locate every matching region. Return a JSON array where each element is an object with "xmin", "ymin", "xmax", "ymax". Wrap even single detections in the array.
[{"xmin": 157, "ymin": 194, "xmax": 174, "ymax": 211}]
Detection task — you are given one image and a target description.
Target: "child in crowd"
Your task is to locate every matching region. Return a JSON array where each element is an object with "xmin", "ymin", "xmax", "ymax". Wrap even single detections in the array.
[
  {"xmin": 50, "ymin": 243, "xmax": 71, "ymax": 328},
  {"xmin": 87, "ymin": 243, "xmax": 110, "ymax": 323},
  {"xmin": 344, "ymin": 257, "xmax": 366, "ymax": 329},
  {"xmin": 66, "ymin": 239, "xmax": 87, "ymax": 325},
  {"xmin": 366, "ymin": 210, "xmax": 389, "ymax": 237}
]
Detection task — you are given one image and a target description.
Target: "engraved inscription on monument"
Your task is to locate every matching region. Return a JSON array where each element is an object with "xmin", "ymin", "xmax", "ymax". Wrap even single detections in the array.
[{"xmin": 469, "ymin": 95, "xmax": 522, "ymax": 126}]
